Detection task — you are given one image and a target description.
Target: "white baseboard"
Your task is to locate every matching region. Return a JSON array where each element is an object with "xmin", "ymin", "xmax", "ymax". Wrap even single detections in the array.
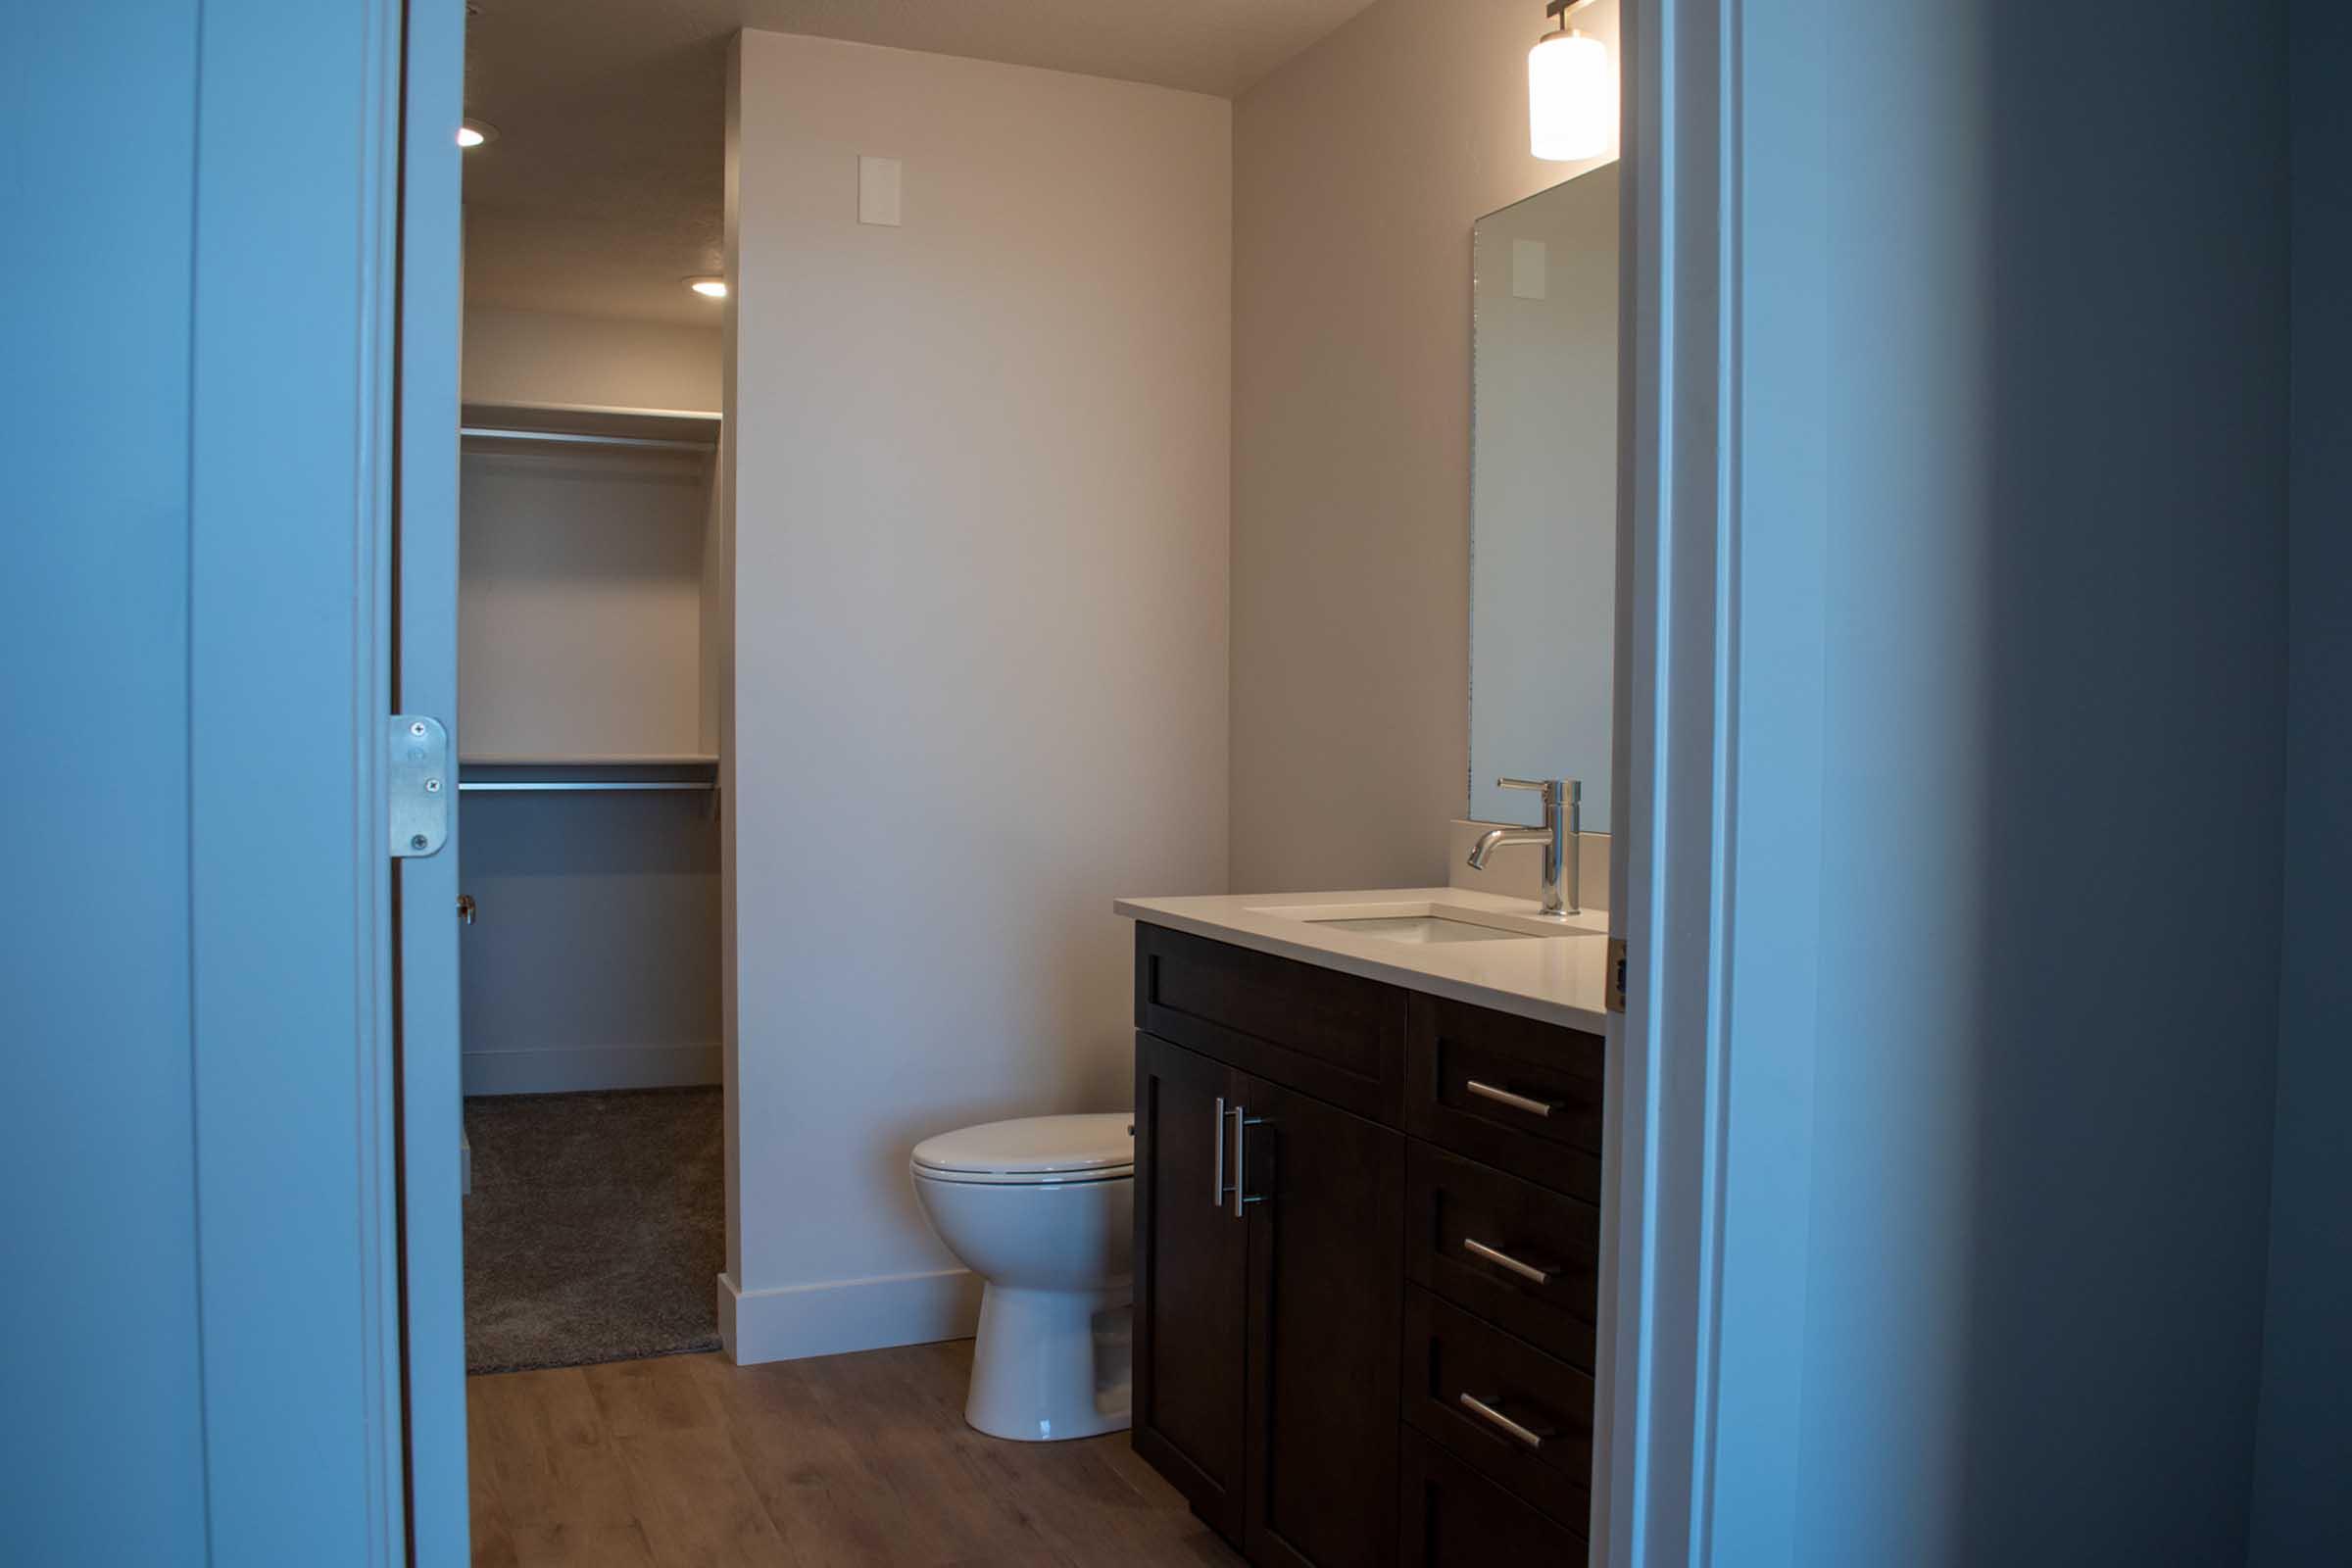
[
  {"xmin": 717, "ymin": 1267, "xmax": 982, "ymax": 1365},
  {"xmin": 461, "ymin": 1042, "xmax": 721, "ymax": 1096}
]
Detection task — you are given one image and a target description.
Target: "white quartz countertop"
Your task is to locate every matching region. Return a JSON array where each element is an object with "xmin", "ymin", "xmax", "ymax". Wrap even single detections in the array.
[{"xmin": 1113, "ymin": 887, "xmax": 1614, "ymax": 1033}]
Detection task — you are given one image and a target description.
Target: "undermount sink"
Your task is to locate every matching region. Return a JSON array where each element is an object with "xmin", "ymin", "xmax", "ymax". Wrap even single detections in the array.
[
  {"xmin": 1310, "ymin": 914, "xmax": 1535, "ymax": 945},
  {"xmin": 1247, "ymin": 900, "xmax": 1602, "ymax": 944}
]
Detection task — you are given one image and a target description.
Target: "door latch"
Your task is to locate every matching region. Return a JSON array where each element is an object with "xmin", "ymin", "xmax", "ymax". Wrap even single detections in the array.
[
  {"xmin": 389, "ymin": 714, "xmax": 451, "ymax": 858},
  {"xmin": 1606, "ymin": 937, "xmax": 1628, "ymax": 1014}
]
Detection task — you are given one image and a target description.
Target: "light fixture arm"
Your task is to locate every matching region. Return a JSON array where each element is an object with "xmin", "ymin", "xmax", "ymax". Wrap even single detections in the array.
[{"xmin": 1543, "ymin": 0, "xmax": 1598, "ymax": 30}]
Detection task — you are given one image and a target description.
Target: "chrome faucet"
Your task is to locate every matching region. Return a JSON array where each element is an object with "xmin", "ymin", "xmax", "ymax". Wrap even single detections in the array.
[{"xmin": 1468, "ymin": 777, "xmax": 1582, "ymax": 917}]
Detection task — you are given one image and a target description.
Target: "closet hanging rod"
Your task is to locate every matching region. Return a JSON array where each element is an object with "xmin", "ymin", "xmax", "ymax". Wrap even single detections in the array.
[
  {"xmin": 458, "ymin": 780, "xmax": 716, "ymax": 794},
  {"xmin": 458, "ymin": 425, "xmax": 714, "ymax": 453}
]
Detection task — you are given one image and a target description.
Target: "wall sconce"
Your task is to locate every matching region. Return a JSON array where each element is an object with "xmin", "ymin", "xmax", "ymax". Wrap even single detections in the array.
[{"xmin": 1528, "ymin": 0, "xmax": 1615, "ymax": 162}]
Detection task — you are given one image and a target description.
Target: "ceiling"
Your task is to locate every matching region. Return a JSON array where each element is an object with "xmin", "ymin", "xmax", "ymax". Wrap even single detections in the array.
[{"xmin": 462, "ymin": 0, "xmax": 1382, "ymax": 326}]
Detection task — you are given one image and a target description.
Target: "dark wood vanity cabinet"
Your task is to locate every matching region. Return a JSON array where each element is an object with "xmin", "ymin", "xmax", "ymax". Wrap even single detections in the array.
[
  {"xmin": 1132, "ymin": 923, "xmax": 1606, "ymax": 1566},
  {"xmin": 1133, "ymin": 1029, "xmax": 1405, "ymax": 1566},
  {"xmin": 1399, "ymin": 1430, "xmax": 1587, "ymax": 1566},
  {"xmin": 1134, "ymin": 1030, "xmax": 1253, "ymax": 1539}
]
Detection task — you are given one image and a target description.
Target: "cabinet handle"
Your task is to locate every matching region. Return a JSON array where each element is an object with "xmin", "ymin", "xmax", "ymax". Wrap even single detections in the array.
[
  {"xmin": 1458, "ymin": 1392, "xmax": 1549, "ymax": 1450},
  {"xmin": 1462, "ymin": 1237, "xmax": 1554, "ymax": 1285},
  {"xmin": 1213, "ymin": 1096, "xmax": 1227, "ymax": 1209},
  {"xmin": 1227, "ymin": 1102, "xmax": 1267, "ymax": 1218},
  {"xmin": 1228, "ymin": 1102, "xmax": 1247, "ymax": 1218},
  {"xmin": 1465, "ymin": 1079, "xmax": 1560, "ymax": 1118}
]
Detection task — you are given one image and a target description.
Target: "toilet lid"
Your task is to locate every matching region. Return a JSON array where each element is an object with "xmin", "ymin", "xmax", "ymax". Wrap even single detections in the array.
[{"xmin": 911, "ymin": 1114, "xmax": 1135, "ymax": 1182}]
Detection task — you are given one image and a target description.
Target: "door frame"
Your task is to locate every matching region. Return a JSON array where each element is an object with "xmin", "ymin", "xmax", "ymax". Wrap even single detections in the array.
[
  {"xmin": 1599, "ymin": 0, "xmax": 1757, "ymax": 1562},
  {"xmin": 177, "ymin": 0, "xmax": 430, "ymax": 1559},
  {"xmin": 393, "ymin": 0, "xmax": 472, "ymax": 1561},
  {"xmin": 360, "ymin": 0, "xmax": 1758, "ymax": 1558}
]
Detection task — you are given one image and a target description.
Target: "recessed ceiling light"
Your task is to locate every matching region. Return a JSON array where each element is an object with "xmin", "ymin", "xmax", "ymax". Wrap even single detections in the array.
[
  {"xmin": 685, "ymin": 276, "xmax": 728, "ymax": 299},
  {"xmin": 458, "ymin": 119, "xmax": 498, "ymax": 148}
]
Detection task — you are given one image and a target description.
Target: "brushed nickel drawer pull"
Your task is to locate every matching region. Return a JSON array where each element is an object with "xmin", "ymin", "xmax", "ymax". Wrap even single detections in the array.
[
  {"xmin": 1462, "ymin": 1237, "xmax": 1553, "ymax": 1285},
  {"xmin": 1465, "ymin": 1079, "xmax": 1561, "ymax": 1118},
  {"xmin": 1457, "ymin": 1392, "xmax": 1548, "ymax": 1450},
  {"xmin": 1212, "ymin": 1096, "xmax": 1228, "ymax": 1209}
]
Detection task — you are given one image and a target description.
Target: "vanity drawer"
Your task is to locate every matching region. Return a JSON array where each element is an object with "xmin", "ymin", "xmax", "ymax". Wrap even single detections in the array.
[
  {"xmin": 1403, "ymin": 1288, "xmax": 1592, "ymax": 1533},
  {"xmin": 1406, "ymin": 1144, "xmax": 1599, "ymax": 1371},
  {"xmin": 1404, "ymin": 994, "xmax": 1603, "ymax": 1200},
  {"xmin": 1399, "ymin": 1427, "xmax": 1586, "ymax": 1564},
  {"xmin": 1135, "ymin": 922, "xmax": 1406, "ymax": 1122}
]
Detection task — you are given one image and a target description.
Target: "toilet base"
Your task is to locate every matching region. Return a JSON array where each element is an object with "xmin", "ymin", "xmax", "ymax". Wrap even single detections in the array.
[{"xmin": 963, "ymin": 1285, "xmax": 1133, "ymax": 1443}]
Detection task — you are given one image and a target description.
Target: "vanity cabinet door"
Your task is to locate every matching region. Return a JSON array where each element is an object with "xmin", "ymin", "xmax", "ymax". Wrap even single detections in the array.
[
  {"xmin": 1133, "ymin": 1031, "xmax": 1250, "ymax": 1543},
  {"xmin": 1240, "ymin": 1073, "xmax": 1405, "ymax": 1568}
]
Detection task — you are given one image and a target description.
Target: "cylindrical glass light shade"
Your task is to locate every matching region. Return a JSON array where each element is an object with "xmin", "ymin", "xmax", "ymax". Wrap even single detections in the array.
[{"xmin": 1528, "ymin": 29, "xmax": 1615, "ymax": 161}]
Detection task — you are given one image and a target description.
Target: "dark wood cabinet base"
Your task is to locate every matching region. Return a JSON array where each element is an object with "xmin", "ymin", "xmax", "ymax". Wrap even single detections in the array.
[
  {"xmin": 1400, "ymin": 1428, "xmax": 1586, "ymax": 1565},
  {"xmin": 1130, "ymin": 924, "xmax": 1605, "ymax": 1565}
]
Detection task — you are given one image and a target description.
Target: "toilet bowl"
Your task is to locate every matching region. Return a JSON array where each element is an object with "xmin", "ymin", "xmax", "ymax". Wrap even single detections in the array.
[{"xmin": 910, "ymin": 1114, "xmax": 1134, "ymax": 1442}]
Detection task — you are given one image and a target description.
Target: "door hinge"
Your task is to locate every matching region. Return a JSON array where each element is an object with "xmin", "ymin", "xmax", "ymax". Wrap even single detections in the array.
[
  {"xmin": 389, "ymin": 714, "xmax": 451, "ymax": 858},
  {"xmin": 1606, "ymin": 937, "xmax": 1628, "ymax": 1014}
]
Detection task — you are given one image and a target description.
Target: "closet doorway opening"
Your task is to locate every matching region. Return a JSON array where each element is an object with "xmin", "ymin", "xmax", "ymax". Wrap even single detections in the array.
[{"xmin": 452, "ymin": 0, "xmax": 730, "ymax": 1378}]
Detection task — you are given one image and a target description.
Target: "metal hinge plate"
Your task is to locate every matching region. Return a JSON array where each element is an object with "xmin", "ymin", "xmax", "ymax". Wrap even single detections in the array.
[
  {"xmin": 1606, "ymin": 937, "xmax": 1627, "ymax": 1014},
  {"xmin": 389, "ymin": 714, "xmax": 451, "ymax": 858}
]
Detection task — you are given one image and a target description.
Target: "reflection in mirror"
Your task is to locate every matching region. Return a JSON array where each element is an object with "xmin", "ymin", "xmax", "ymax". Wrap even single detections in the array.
[{"xmin": 1468, "ymin": 162, "xmax": 1619, "ymax": 833}]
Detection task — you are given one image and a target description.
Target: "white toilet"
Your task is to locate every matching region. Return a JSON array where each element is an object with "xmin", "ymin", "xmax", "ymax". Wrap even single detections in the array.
[{"xmin": 909, "ymin": 1113, "xmax": 1135, "ymax": 1442}]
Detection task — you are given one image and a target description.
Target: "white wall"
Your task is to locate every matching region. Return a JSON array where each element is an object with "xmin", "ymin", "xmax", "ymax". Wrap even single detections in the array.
[
  {"xmin": 458, "ymin": 785, "xmax": 722, "ymax": 1094},
  {"xmin": 464, "ymin": 305, "xmax": 721, "ymax": 411},
  {"xmin": 2251, "ymin": 0, "xmax": 2352, "ymax": 1555},
  {"xmin": 459, "ymin": 448, "xmax": 711, "ymax": 758},
  {"xmin": 722, "ymin": 30, "xmax": 1231, "ymax": 1360},
  {"xmin": 1230, "ymin": 0, "xmax": 1618, "ymax": 892}
]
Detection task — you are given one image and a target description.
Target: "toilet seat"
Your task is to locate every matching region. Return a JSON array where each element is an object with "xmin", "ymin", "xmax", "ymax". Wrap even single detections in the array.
[{"xmin": 911, "ymin": 1113, "xmax": 1134, "ymax": 1186}]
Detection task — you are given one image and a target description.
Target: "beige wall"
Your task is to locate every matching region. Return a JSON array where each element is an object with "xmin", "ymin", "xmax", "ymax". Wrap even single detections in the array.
[
  {"xmin": 1230, "ymin": 0, "xmax": 1617, "ymax": 891},
  {"xmin": 723, "ymin": 30, "xmax": 1231, "ymax": 1361},
  {"xmin": 462, "ymin": 305, "xmax": 722, "ymax": 411}
]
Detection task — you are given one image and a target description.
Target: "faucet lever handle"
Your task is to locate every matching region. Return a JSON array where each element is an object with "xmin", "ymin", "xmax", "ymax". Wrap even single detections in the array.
[{"xmin": 1497, "ymin": 776, "xmax": 1581, "ymax": 808}]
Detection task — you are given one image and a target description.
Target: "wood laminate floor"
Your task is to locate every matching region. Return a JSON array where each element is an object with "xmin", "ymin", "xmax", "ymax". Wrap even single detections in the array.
[{"xmin": 466, "ymin": 1341, "xmax": 1245, "ymax": 1567}]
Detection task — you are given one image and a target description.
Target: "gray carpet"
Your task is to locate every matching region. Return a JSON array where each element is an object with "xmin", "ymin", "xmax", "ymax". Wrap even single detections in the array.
[{"xmin": 463, "ymin": 1087, "xmax": 724, "ymax": 1375}]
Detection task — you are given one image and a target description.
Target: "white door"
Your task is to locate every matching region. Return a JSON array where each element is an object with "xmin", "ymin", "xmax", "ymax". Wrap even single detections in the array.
[{"xmin": 9, "ymin": 0, "xmax": 468, "ymax": 1562}]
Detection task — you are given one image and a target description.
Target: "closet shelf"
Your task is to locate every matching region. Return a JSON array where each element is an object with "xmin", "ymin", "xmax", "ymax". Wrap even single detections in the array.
[
  {"xmin": 460, "ymin": 400, "xmax": 721, "ymax": 453},
  {"xmin": 459, "ymin": 755, "xmax": 719, "ymax": 795},
  {"xmin": 461, "ymin": 780, "xmax": 712, "ymax": 794},
  {"xmin": 460, "ymin": 754, "xmax": 717, "ymax": 766}
]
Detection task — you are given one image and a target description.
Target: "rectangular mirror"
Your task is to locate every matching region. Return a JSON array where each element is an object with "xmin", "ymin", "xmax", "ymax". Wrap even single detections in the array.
[{"xmin": 1468, "ymin": 162, "xmax": 1619, "ymax": 832}]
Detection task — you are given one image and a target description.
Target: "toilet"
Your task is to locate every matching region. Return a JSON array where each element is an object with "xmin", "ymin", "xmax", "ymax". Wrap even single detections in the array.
[{"xmin": 909, "ymin": 1113, "xmax": 1135, "ymax": 1442}]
